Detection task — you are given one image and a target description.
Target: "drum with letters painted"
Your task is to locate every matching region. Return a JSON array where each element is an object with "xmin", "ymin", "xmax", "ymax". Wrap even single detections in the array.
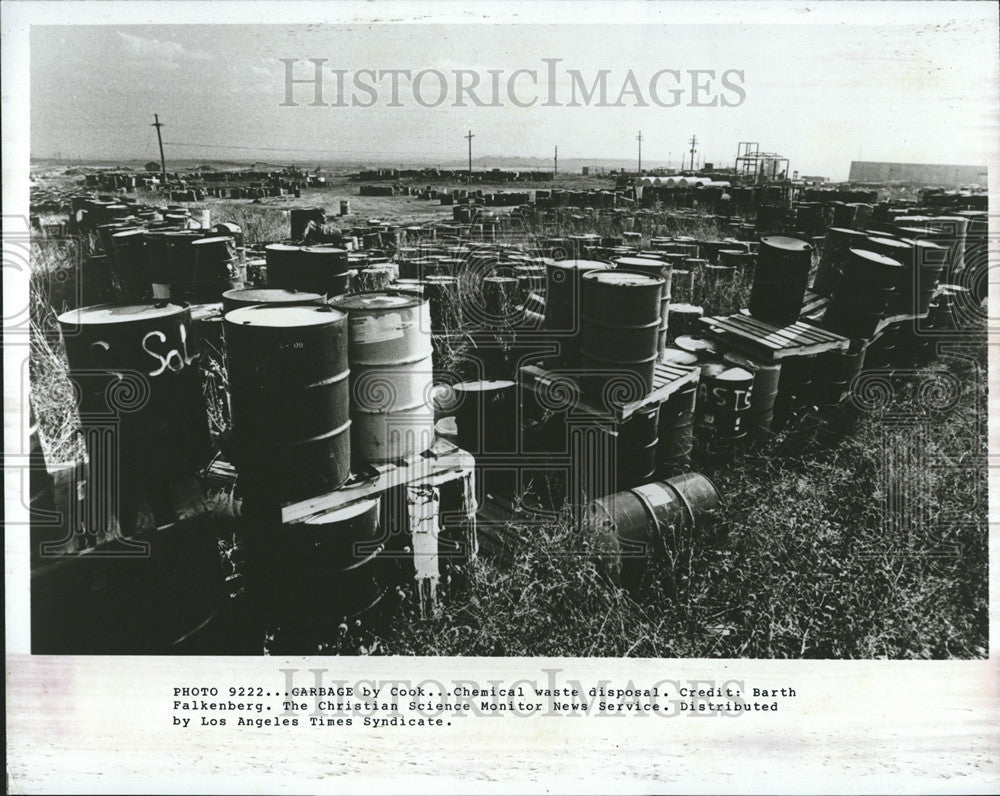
[{"xmin": 57, "ymin": 302, "xmax": 212, "ymax": 508}]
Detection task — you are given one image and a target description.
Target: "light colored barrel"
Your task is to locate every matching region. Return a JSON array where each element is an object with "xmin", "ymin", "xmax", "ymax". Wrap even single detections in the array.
[{"xmin": 330, "ymin": 292, "xmax": 435, "ymax": 464}]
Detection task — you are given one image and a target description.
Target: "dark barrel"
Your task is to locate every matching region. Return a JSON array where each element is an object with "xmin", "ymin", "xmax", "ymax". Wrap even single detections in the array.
[
  {"xmin": 812, "ymin": 342, "xmax": 868, "ymax": 405},
  {"xmin": 221, "ymin": 287, "xmax": 325, "ymax": 314},
  {"xmin": 224, "ymin": 304, "xmax": 351, "ymax": 504},
  {"xmin": 289, "ymin": 207, "xmax": 326, "ymax": 240},
  {"xmin": 615, "ymin": 257, "xmax": 674, "ymax": 357},
  {"xmin": 813, "ymin": 227, "xmax": 869, "ymax": 296},
  {"xmin": 109, "ymin": 229, "xmax": 150, "ymax": 301},
  {"xmin": 822, "ymin": 248, "xmax": 903, "ymax": 339},
  {"xmin": 452, "ymin": 380, "xmax": 519, "ymax": 456},
  {"xmin": 544, "ymin": 259, "xmax": 610, "ymax": 368},
  {"xmin": 749, "ymin": 236, "xmax": 813, "ymax": 326},
  {"xmin": 264, "ymin": 497, "xmax": 388, "ymax": 646},
  {"xmin": 695, "ymin": 364, "xmax": 754, "ymax": 444},
  {"xmin": 580, "ymin": 270, "xmax": 663, "ymax": 397},
  {"xmin": 616, "ymin": 404, "xmax": 660, "ymax": 490},
  {"xmin": 863, "ymin": 236, "xmax": 918, "ymax": 316},
  {"xmin": 163, "ymin": 230, "xmax": 203, "ymax": 299},
  {"xmin": 57, "ymin": 302, "xmax": 212, "ymax": 527},
  {"xmin": 184, "ymin": 235, "xmax": 243, "ymax": 303},
  {"xmin": 666, "ymin": 304, "xmax": 704, "ymax": 343},
  {"xmin": 657, "ymin": 381, "xmax": 697, "ymax": 478}
]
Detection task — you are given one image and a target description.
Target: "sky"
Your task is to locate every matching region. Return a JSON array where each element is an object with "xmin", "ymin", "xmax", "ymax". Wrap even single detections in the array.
[{"xmin": 29, "ymin": 15, "xmax": 998, "ymax": 180}]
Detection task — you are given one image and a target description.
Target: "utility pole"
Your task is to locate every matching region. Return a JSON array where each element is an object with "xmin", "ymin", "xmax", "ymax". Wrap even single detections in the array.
[
  {"xmin": 636, "ymin": 131, "xmax": 643, "ymax": 174},
  {"xmin": 688, "ymin": 134, "xmax": 698, "ymax": 171},
  {"xmin": 152, "ymin": 114, "xmax": 167, "ymax": 186},
  {"xmin": 465, "ymin": 130, "xmax": 474, "ymax": 177},
  {"xmin": 554, "ymin": 144, "xmax": 558, "ymax": 176}
]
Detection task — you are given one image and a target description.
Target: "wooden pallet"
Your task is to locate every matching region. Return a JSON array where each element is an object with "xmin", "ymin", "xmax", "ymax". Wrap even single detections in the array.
[
  {"xmin": 700, "ymin": 313, "xmax": 850, "ymax": 361},
  {"xmin": 519, "ymin": 360, "xmax": 700, "ymax": 421},
  {"xmin": 799, "ymin": 289, "xmax": 830, "ymax": 321},
  {"xmin": 206, "ymin": 438, "xmax": 477, "ymax": 619}
]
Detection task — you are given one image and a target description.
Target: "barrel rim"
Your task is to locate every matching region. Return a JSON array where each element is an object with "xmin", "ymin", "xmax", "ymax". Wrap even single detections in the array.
[
  {"xmin": 57, "ymin": 301, "xmax": 188, "ymax": 325},
  {"xmin": 223, "ymin": 304, "xmax": 347, "ymax": 327}
]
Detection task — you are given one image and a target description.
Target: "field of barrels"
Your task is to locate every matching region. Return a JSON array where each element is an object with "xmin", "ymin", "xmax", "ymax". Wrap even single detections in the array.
[{"xmin": 26, "ymin": 175, "xmax": 988, "ymax": 658}]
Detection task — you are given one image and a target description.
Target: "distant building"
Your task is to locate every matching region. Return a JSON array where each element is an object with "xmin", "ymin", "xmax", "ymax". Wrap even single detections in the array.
[
  {"xmin": 144, "ymin": 161, "xmax": 162, "ymax": 172},
  {"xmin": 848, "ymin": 161, "xmax": 986, "ymax": 186},
  {"xmin": 581, "ymin": 166, "xmax": 590, "ymax": 176}
]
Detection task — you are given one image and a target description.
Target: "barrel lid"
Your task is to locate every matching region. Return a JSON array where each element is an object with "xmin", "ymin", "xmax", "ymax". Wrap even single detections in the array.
[
  {"xmin": 865, "ymin": 236, "xmax": 908, "ymax": 248},
  {"xmin": 111, "ymin": 229, "xmax": 145, "ymax": 240},
  {"xmin": 224, "ymin": 304, "xmax": 346, "ymax": 327},
  {"xmin": 849, "ymin": 248, "xmax": 903, "ymax": 268},
  {"xmin": 265, "ymin": 243, "xmax": 301, "ymax": 252},
  {"xmin": 761, "ymin": 236, "xmax": 812, "ymax": 252},
  {"xmin": 330, "ymin": 292, "xmax": 423, "ymax": 311},
  {"xmin": 675, "ymin": 335, "xmax": 718, "ymax": 355},
  {"xmin": 661, "ymin": 348, "xmax": 699, "ymax": 365},
  {"xmin": 453, "ymin": 380, "xmax": 516, "ymax": 392},
  {"xmin": 827, "ymin": 227, "xmax": 869, "ymax": 236},
  {"xmin": 701, "ymin": 362, "xmax": 728, "ymax": 378},
  {"xmin": 222, "ymin": 287, "xmax": 323, "ymax": 303},
  {"xmin": 613, "ymin": 256, "xmax": 663, "ymax": 268},
  {"xmin": 58, "ymin": 302, "xmax": 186, "ymax": 325},
  {"xmin": 584, "ymin": 270, "xmax": 664, "ymax": 288},
  {"xmin": 717, "ymin": 366, "xmax": 754, "ymax": 382},
  {"xmin": 422, "ymin": 275, "xmax": 458, "ymax": 284}
]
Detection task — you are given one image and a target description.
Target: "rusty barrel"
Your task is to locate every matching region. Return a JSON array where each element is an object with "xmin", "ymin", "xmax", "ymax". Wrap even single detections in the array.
[
  {"xmin": 580, "ymin": 270, "xmax": 664, "ymax": 398},
  {"xmin": 749, "ymin": 236, "xmax": 812, "ymax": 326},
  {"xmin": 544, "ymin": 259, "xmax": 610, "ymax": 368},
  {"xmin": 582, "ymin": 473, "xmax": 723, "ymax": 588},
  {"xmin": 224, "ymin": 304, "xmax": 351, "ymax": 504},
  {"xmin": 329, "ymin": 293, "xmax": 435, "ymax": 465},
  {"xmin": 822, "ymin": 248, "xmax": 902, "ymax": 340}
]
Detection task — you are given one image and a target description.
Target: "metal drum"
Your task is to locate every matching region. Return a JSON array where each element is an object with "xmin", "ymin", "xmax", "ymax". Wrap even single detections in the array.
[
  {"xmin": 616, "ymin": 404, "xmax": 660, "ymax": 490},
  {"xmin": 452, "ymin": 380, "xmax": 518, "ymax": 456},
  {"xmin": 864, "ymin": 236, "xmax": 918, "ymax": 316},
  {"xmin": 57, "ymin": 302, "xmax": 212, "ymax": 525},
  {"xmin": 266, "ymin": 497, "xmax": 388, "ymax": 644},
  {"xmin": 615, "ymin": 257, "xmax": 674, "ymax": 357},
  {"xmin": 695, "ymin": 364, "xmax": 754, "ymax": 455},
  {"xmin": 224, "ymin": 304, "xmax": 351, "ymax": 504},
  {"xmin": 544, "ymin": 259, "xmax": 610, "ymax": 368},
  {"xmin": 657, "ymin": 381, "xmax": 697, "ymax": 478},
  {"xmin": 330, "ymin": 293, "xmax": 435, "ymax": 465},
  {"xmin": 813, "ymin": 227, "xmax": 869, "ymax": 297},
  {"xmin": 221, "ymin": 287, "xmax": 325, "ymax": 314},
  {"xmin": 143, "ymin": 231, "xmax": 172, "ymax": 299},
  {"xmin": 163, "ymin": 229, "xmax": 203, "ymax": 299},
  {"xmin": 581, "ymin": 270, "xmax": 664, "ymax": 397},
  {"xmin": 666, "ymin": 304, "xmax": 704, "ymax": 343},
  {"xmin": 582, "ymin": 473, "xmax": 723, "ymax": 587},
  {"xmin": 289, "ymin": 207, "xmax": 326, "ymax": 241},
  {"xmin": 110, "ymin": 229, "xmax": 150, "ymax": 301},
  {"xmin": 185, "ymin": 236, "xmax": 243, "ymax": 304},
  {"xmin": 749, "ymin": 236, "xmax": 812, "ymax": 326},
  {"xmin": 722, "ymin": 351, "xmax": 781, "ymax": 440},
  {"xmin": 813, "ymin": 342, "xmax": 868, "ymax": 405},
  {"xmin": 822, "ymin": 248, "xmax": 902, "ymax": 339}
]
